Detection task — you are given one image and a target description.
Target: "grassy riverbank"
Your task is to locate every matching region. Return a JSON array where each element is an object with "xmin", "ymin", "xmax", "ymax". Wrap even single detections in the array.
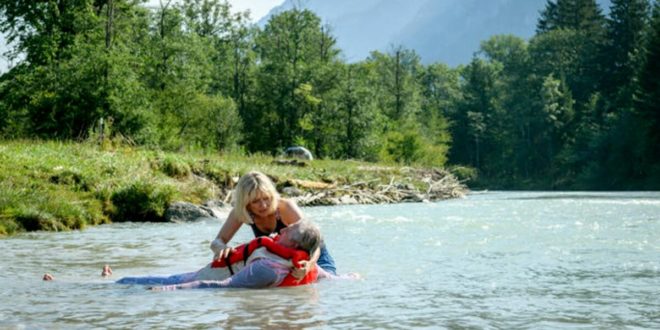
[{"xmin": 0, "ymin": 140, "xmax": 467, "ymax": 236}]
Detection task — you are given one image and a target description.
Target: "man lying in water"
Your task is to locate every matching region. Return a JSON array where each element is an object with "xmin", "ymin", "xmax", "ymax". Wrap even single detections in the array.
[
  {"xmin": 151, "ymin": 220, "xmax": 325, "ymax": 290},
  {"xmin": 43, "ymin": 220, "xmax": 358, "ymax": 288}
]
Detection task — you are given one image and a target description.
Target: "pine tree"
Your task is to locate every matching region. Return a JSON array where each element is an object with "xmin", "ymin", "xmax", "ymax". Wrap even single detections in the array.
[
  {"xmin": 636, "ymin": 2, "xmax": 660, "ymax": 184},
  {"xmin": 537, "ymin": 0, "xmax": 559, "ymax": 32},
  {"xmin": 536, "ymin": 0, "xmax": 606, "ymax": 103},
  {"xmin": 537, "ymin": 0, "xmax": 605, "ymax": 34},
  {"xmin": 601, "ymin": 0, "xmax": 651, "ymax": 108}
]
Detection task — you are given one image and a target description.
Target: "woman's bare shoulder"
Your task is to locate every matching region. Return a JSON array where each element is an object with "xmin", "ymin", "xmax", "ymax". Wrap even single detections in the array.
[{"xmin": 278, "ymin": 198, "xmax": 303, "ymax": 224}]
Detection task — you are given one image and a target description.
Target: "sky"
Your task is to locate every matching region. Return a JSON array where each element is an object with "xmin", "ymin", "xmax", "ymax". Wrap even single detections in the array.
[
  {"xmin": 0, "ymin": 0, "xmax": 284, "ymax": 73},
  {"xmin": 224, "ymin": 0, "xmax": 284, "ymax": 21},
  {"xmin": 145, "ymin": 0, "xmax": 283, "ymax": 21}
]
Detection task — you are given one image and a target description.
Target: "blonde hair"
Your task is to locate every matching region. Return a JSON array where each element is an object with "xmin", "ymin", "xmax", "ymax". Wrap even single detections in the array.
[{"xmin": 232, "ymin": 171, "xmax": 280, "ymax": 224}]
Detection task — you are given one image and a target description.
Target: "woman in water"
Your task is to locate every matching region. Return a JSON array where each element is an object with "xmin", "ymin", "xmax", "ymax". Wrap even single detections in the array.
[{"xmin": 211, "ymin": 171, "xmax": 336, "ymax": 277}]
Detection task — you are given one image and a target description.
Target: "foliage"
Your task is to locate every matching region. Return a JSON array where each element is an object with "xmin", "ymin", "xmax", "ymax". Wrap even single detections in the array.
[
  {"xmin": 1, "ymin": 1, "xmax": 658, "ymax": 189},
  {"xmin": 110, "ymin": 180, "xmax": 176, "ymax": 222},
  {"xmin": 0, "ymin": 140, "xmax": 458, "ymax": 236}
]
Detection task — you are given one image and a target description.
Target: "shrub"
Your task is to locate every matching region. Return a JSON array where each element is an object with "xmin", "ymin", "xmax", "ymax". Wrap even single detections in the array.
[
  {"xmin": 49, "ymin": 169, "xmax": 95, "ymax": 191},
  {"xmin": 159, "ymin": 156, "xmax": 191, "ymax": 179},
  {"xmin": 449, "ymin": 165, "xmax": 478, "ymax": 182},
  {"xmin": 0, "ymin": 217, "xmax": 20, "ymax": 236},
  {"xmin": 15, "ymin": 208, "xmax": 63, "ymax": 232},
  {"xmin": 380, "ymin": 131, "xmax": 423, "ymax": 165},
  {"xmin": 111, "ymin": 181, "xmax": 176, "ymax": 222}
]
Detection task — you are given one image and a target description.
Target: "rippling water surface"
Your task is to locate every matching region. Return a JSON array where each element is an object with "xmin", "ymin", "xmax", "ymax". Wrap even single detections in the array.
[{"xmin": 1, "ymin": 192, "xmax": 659, "ymax": 329}]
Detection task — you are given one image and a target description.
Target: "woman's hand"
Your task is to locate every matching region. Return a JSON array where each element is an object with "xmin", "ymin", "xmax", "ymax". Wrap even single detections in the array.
[
  {"xmin": 291, "ymin": 260, "xmax": 313, "ymax": 280},
  {"xmin": 210, "ymin": 238, "xmax": 234, "ymax": 260},
  {"xmin": 214, "ymin": 246, "xmax": 236, "ymax": 261}
]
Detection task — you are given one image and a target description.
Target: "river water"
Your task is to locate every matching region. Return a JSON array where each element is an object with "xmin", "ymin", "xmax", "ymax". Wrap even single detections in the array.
[{"xmin": 1, "ymin": 192, "xmax": 659, "ymax": 329}]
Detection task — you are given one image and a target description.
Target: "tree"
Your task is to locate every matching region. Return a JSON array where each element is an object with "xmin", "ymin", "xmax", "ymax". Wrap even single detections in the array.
[
  {"xmin": 368, "ymin": 46, "xmax": 422, "ymax": 122},
  {"xmin": 536, "ymin": 0, "xmax": 606, "ymax": 106},
  {"xmin": 540, "ymin": 73, "xmax": 575, "ymax": 169},
  {"xmin": 251, "ymin": 9, "xmax": 342, "ymax": 154},
  {"xmin": 450, "ymin": 58, "xmax": 503, "ymax": 176},
  {"xmin": 140, "ymin": 1, "xmax": 241, "ymax": 150},
  {"xmin": 537, "ymin": 0, "xmax": 606, "ymax": 34},
  {"xmin": 600, "ymin": 0, "xmax": 651, "ymax": 113},
  {"xmin": 635, "ymin": 2, "xmax": 660, "ymax": 186},
  {"xmin": 479, "ymin": 35, "xmax": 543, "ymax": 181},
  {"xmin": 0, "ymin": 0, "xmax": 102, "ymax": 66},
  {"xmin": 575, "ymin": 0, "xmax": 653, "ymax": 188},
  {"xmin": 417, "ymin": 63, "xmax": 457, "ymax": 167},
  {"xmin": 0, "ymin": 1, "xmax": 154, "ymax": 139}
]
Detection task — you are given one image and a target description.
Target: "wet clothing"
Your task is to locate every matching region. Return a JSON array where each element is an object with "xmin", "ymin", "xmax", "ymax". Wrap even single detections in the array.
[
  {"xmin": 115, "ymin": 259, "xmax": 247, "ymax": 285},
  {"xmin": 116, "ymin": 246, "xmax": 291, "ymax": 286},
  {"xmin": 156, "ymin": 259, "xmax": 291, "ymax": 290},
  {"xmin": 116, "ymin": 271, "xmax": 198, "ymax": 285},
  {"xmin": 249, "ymin": 210, "xmax": 337, "ymax": 275},
  {"xmin": 317, "ymin": 244, "xmax": 336, "ymax": 275}
]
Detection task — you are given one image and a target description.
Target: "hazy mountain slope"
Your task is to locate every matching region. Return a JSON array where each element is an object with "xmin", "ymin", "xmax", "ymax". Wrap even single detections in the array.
[
  {"xmin": 261, "ymin": 0, "xmax": 612, "ymax": 66},
  {"xmin": 393, "ymin": 0, "xmax": 547, "ymax": 65}
]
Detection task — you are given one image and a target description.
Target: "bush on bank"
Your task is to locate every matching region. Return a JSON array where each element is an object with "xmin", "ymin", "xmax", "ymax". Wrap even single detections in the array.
[{"xmin": 0, "ymin": 140, "xmax": 465, "ymax": 236}]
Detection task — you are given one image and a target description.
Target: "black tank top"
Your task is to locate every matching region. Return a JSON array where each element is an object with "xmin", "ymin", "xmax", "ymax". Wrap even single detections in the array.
[{"xmin": 249, "ymin": 209, "xmax": 287, "ymax": 237}]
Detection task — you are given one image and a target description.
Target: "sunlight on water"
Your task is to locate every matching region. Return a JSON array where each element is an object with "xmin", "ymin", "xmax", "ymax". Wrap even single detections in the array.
[{"xmin": 1, "ymin": 192, "xmax": 659, "ymax": 328}]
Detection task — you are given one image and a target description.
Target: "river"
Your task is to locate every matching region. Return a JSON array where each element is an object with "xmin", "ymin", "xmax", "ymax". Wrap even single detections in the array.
[{"xmin": 1, "ymin": 192, "xmax": 658, "ymax": 329}]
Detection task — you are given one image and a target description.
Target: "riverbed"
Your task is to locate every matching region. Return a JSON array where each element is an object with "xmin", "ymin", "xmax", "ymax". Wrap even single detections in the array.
[{"xmin": 1, "ymin": 192, "xmax": 658, "ymax": 328}]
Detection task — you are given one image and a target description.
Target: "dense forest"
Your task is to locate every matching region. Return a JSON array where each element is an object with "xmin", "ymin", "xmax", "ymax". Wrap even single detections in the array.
[{"xmin": 0, "ymin": 0, "xmax": 658, "ymax": 189}]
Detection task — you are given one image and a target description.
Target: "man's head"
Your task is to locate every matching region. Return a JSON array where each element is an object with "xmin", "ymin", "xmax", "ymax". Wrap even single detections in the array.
[{"xmin": 279, "ymin": 220, "xmax": 322, "ymax": 253}]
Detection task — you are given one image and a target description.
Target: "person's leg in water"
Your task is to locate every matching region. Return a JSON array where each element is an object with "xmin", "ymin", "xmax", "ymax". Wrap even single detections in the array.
[
  {"xmin": 115, "ymin": 270, "xmax": 198, "ymax": 285},
  {"xmin": 151, "ymin": 259, "xmax": 289, "ymax": 291},
  {"xmin": 101, "ymin": 265, "xmax": 112, "ymax": 277},
  {"xmin": 43, "ymin": 265, "xmax": 112, "ymax": 281}
]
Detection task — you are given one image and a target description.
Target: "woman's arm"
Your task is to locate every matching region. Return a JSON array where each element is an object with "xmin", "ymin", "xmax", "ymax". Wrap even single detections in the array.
[{"xmin": 210, "ymin": 208, "xmax": 243, "ymax": 259}]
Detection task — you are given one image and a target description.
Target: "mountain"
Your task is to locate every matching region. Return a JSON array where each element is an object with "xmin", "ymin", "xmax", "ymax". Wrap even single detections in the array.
[{"xmin": 260, "ymin": 0, "xmax": 612, "ymax": 66}]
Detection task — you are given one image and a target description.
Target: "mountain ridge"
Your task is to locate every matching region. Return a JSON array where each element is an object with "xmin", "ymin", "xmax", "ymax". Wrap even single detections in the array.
[{"xmin": 260, "ymin": 0, "xmax": 612, "ymax": 66}]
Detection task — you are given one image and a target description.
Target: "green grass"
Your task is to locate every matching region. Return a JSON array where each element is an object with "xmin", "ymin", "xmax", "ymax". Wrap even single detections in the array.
[{"xmin": 0, "ymin": 140, "xmax": 459, "ymax": 236}]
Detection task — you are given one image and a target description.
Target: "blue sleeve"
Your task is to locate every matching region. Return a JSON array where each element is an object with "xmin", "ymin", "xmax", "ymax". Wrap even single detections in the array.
[
  {"xmin": 116, "ymin": 271, "xmax": 197, "ymax": 285},
  {"xmin": 160, "ymin": 259, "xmax": 289, "ymax": 290}
]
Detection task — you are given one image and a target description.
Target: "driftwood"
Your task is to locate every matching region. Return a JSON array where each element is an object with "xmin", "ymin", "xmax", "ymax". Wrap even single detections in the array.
[
  {"xmin": 287, "ymin": 169, "xmax": 467, "ymax": 206},
  {"xmin": 189, "ymin": 167, "xmax": 467, "ymax": 208}
]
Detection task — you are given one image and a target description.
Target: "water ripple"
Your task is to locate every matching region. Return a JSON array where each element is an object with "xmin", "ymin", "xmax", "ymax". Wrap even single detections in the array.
[{"xmin": 1, "ymin": 192, "xmax": 659, "ymax": 328}]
